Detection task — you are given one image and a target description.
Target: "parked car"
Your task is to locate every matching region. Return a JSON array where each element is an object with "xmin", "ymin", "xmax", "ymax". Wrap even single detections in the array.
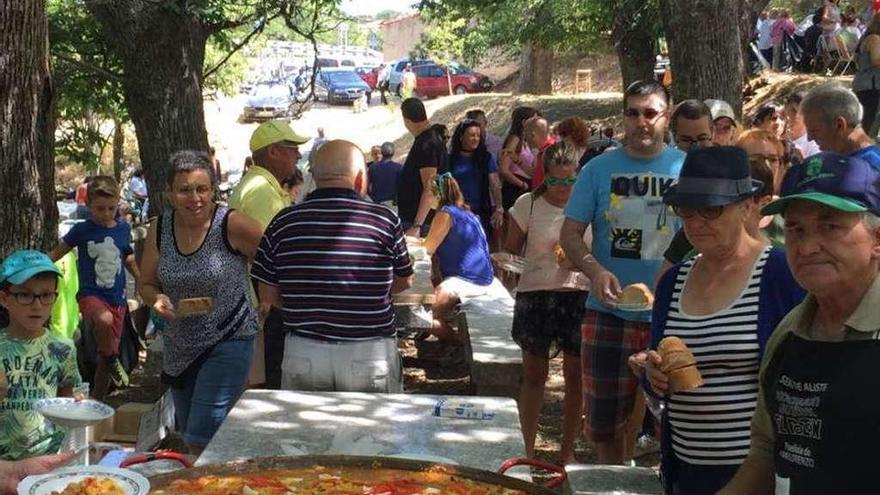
[
  {"xmin": 388, "ymin": 58, "xmax": 432, "ymax": 94},
  {"xmin": 241, "ymin": 83, "xmax": 292, "ymax": 122},
  {"xmin": 356, "ymin": 67, "xmax": 379, "ymax": 89},
  {"xmin": 411, "ymin": 63, "xmax": 493, "ymax": 98},
  {"xmin": 316, "ymin": 58, "xmax": 339, "ymax": 68},
  {"xmin": 314, "ymin": 68, "xmax": 372, "ymax": 105}
]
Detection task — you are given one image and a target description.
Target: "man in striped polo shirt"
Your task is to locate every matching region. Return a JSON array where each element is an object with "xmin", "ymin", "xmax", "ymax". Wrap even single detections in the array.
[{"xmin": 252, "ymin": 140, "xmax": 414, "ymax": 393}]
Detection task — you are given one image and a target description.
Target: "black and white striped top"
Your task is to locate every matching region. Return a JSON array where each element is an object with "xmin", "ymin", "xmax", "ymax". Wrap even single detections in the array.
[{"xmin": 665, "ymin": 247, "xmax": 770, "ymax": 465}]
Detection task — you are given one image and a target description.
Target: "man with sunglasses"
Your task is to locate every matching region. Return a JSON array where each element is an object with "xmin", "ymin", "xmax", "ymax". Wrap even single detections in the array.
[
  {"xmin": 560, "ymin": 80, "xmax": 685, "ymax": 465},
  {"xmin": 230, "ymin": 119, "xmax": 310, "ymax": 388}
]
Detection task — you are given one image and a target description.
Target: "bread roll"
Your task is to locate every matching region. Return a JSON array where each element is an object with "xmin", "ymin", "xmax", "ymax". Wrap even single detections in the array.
[
  {"xmin": 619, "ymin": 283, "xmax": 655, "ymax": 306},
  {"xmin": 658, "ymin": 336, "xmax": 703, "ymax": 393},
  {"xmin": 176, "ymin": 297, "xmax": 214, "ymax": 317}
]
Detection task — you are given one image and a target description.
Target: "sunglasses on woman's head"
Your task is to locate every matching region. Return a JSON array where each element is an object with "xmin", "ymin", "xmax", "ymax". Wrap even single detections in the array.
[{"xmin": 544, "ymin": 177, "xmax": 577, "ymax": 187}]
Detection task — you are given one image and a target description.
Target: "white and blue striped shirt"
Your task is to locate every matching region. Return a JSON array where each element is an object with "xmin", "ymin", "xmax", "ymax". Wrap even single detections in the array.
[{"xmin": 665, "ymin": 247, "xmax": 769, "ymax": 465}]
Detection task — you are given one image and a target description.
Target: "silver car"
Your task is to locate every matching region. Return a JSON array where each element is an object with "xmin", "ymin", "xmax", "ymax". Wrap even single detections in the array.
[{"xmin": 241, "ymin": 83, "xmax": 292, "ymax": 122}]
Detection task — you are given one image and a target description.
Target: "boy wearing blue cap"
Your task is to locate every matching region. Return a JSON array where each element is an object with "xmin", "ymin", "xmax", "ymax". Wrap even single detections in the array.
[{"xmin": 0, "ymin": 250, "xmax": 82, "ymax": 460}]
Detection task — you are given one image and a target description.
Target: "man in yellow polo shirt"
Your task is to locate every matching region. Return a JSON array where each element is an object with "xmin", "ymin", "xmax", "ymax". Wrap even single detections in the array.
[
  {"xmin": 230, "ymin": 120, "xmax": 310, "ymax": 228},
  {"xmin": 230, "ymin": 119, "xmax": 309, "ymax": 388}
]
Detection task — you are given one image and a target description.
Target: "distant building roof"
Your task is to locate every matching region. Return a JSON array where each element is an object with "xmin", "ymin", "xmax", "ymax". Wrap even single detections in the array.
[{"xmin": 379, "ymin": 12, "xmax": 421, "ymax": 27}]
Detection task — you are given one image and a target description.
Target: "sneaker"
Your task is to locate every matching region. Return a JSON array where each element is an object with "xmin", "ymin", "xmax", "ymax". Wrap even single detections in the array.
[{"xmin": 108, "ymin": 356, "xmax": 129, "ymax": 388}]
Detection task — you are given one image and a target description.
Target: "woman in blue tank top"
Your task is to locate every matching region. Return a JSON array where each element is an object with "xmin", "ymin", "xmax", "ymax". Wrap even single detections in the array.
[{"xmin": 422, "ymin": 173, "xmax": 497, "ymax": 343}]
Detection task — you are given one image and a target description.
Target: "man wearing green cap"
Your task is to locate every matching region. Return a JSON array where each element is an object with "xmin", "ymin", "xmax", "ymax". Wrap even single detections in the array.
[
  {"xmin": 230, "ymin": 119, "xmax": 309, "ymax": 388},
  {"xmin": 720, "ymin": 152, "xmax": 880, "ymax": 495},
  {"xmin": 230, "ymin": 120, "xmax": 310, "ymax": 229}
]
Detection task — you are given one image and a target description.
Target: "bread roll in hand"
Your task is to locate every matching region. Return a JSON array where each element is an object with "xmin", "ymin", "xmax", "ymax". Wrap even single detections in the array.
[{"xmin": 658, "ymin": 336, "xmax": 703, "ymax": 393}]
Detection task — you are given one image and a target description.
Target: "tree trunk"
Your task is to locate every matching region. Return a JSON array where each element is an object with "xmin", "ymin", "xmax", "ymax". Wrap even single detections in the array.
[
  {"xmin": 518, "ymin": 42, "xmax": 554, "ymax": 94},
  {"xmin": 0, "ymin": 0, "xmax": 58, "ymax": 256},
  {"xmin": 112, "ymin": 119, "xmax": 125, "ymax": 181},
  {"xmin": 613, "ymin": 1, "xmax": 660, "ymax": 90},
  {"xmin": 660, "ymin": 0, "xmax": 744, "ymax": 116},
  {"xmin": 85, "ymin": 1, "xmax": 210, "ymax": 217}
]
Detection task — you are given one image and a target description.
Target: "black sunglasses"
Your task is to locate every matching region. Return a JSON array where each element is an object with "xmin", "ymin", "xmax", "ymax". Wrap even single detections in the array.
[
  {"xmin": 624, "ymin": 108, "xmax": 664, "ymax": 120},
  {"xmin": 672, "ymin": 204, "xmax": 726, "ymax": 220}
]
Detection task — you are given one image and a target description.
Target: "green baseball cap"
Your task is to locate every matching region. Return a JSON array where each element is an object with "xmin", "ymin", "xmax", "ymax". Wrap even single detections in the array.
[
  {"xmin": 0, "ymin": 250, "xmax": 61, "ymax": 286},
  {"xmin": 249, "ymin": 120, "xmax": 310, "ymax": 152}
]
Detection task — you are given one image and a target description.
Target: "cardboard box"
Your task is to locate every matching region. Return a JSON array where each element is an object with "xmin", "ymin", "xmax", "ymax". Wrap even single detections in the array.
[{"xmin": 102, "ymin": 392, "xmax": 175, "ymax": 451}]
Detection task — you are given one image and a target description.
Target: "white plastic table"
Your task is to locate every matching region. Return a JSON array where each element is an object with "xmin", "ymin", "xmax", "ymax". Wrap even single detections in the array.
[{"xmin": 196, "ymin": 390, "xmax": 528, "ymax": 476}]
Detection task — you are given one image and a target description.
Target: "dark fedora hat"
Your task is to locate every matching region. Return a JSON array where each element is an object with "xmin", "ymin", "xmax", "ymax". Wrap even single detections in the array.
[{"xmin": 663, "ymin": 146, "xmax": 763, "ymax": 207}]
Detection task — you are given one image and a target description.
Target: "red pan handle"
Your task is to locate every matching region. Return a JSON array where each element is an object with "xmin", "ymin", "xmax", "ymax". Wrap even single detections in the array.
[
  {"xmin": 497, "ymin": 457, "xmax": 567, "ymax": 489},
  {"xmin": 120, "ymin": 451, "xmax": 193, "ymax": 469}
]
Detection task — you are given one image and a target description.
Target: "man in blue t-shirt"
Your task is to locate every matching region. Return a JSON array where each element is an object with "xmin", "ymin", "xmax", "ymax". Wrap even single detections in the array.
[
  {"xmin": 50, "ymin": 176, "xmax": 138, "ymax": 399},
  {"xmin": 560, "ymin": 80, "xmax": 684, "ymax": 465},
  {"xmin": 368, "ymin": 142, "xmax": 404, "ymax": 204},
  {"xmin": 801, "ymin": 83, "xmax": 880, "ymax": 169}
]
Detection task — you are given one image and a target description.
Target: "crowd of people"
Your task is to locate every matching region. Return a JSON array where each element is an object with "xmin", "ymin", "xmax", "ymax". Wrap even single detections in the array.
[{"xmin": 7, "ymin": 13, "xmax": 880, "ymax": 492}]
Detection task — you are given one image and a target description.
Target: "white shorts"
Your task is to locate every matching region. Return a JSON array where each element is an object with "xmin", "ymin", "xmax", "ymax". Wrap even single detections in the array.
[
  {"xmin": 281, "ymin": 334, "xmax": 403, "ymax": 393},
  {"xmin": 437, "ymin": 276, "xmax": 507, "ymax": 303}
]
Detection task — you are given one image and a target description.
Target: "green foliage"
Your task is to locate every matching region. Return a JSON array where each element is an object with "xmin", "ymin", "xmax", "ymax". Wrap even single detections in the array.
[
  {"xmin": 418, "ymin": 0, "xmax": 631, "ymax": 63},
  {"xmin": 204, "ymin": 28, "xmax": 254, "ymax": 96},
  {"xmin": 48, "ymin": 0, "xmax": 126, "ymax": 171}
]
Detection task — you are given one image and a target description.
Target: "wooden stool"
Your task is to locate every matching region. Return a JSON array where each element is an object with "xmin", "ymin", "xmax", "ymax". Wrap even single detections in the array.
[{"xmin": 575, "ymin": 69, "xmax": 593, "ymax": 94}]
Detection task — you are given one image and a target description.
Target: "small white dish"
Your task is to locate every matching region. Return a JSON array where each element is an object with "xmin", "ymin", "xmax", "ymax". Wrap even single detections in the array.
[
  {"xmin": 17, "ymin": 465, "xmax": 149, "ymax": 495},
  {"xmin": 34, "ymin": 398, "xmax": 114, "ymax": 428}
]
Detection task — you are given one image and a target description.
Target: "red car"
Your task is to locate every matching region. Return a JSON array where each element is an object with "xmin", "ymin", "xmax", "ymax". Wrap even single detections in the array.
[
  {"xmin": 356, "ymin": 67, "xmax": 379, "ymax": 89},
  {"xmin": 411, "ymin": 63, "xmax": 493, "ymax": 98}
]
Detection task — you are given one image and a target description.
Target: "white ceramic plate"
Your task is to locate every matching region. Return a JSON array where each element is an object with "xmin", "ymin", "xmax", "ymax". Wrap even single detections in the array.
[
  {"xmin": 34, "ymin": 398, "xmax": 114, "ymax": 428},
  {"xmin": 18, "ymin": 466, "xmax": 149, "ymax": 495}
]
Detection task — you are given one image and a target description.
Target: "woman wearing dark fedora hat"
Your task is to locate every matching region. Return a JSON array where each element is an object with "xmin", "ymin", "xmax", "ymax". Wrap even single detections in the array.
[{"xmin": 629, "ymin": 146, "xmax": 805, "ymax": 494}]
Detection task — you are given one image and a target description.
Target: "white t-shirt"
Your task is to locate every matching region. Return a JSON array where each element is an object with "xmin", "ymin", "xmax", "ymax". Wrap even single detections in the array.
[
  {"xmin": 508, "ymin": 193, "xmax": 590, "ymax": 293},
  {"xmin": 793, "ymin": 134, "xmax": 821, "ymax": 158}
]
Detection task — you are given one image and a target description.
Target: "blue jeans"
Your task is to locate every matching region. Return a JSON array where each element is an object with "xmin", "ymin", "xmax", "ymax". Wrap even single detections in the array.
[{"xmin": 170, "ymin": 338, "xmax": 254, "ymax": 448}]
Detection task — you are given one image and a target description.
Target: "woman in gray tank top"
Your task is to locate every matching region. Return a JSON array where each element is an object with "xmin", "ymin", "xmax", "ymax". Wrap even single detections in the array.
[
  {"xmin": 854, "ymin": 16, "xmax": 880, "ymax": 137},
  {"xmin": 138, "ymin": 151, "xmax": 264, "ymax": 454}
]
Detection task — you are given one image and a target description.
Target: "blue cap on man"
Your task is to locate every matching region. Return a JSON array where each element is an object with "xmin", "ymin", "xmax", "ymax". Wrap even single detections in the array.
[{"xmin": 762, "ymin": 152, "xmax": 880, "ymax": 216}]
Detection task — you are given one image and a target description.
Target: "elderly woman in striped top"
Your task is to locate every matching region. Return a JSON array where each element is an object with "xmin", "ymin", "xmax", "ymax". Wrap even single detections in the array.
[{"xmin": 629, "ymin": 147, "xmax": 804, "ymax": 495}]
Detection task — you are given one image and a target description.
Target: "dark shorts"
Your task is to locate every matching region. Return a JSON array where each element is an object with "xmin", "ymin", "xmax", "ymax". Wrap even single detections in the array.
[
  {"xmin": 581, "ymin": 310, "xmax": 650, "ymax": 442},
  {"xmin": 511, "ymin": 290, "xmax": 588, "ymax": 358}
]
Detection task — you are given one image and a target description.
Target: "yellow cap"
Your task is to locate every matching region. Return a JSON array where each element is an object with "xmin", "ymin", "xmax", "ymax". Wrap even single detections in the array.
[{"xmin": 249, "ymin": 120, "xmax": 310, "ymax": 152}]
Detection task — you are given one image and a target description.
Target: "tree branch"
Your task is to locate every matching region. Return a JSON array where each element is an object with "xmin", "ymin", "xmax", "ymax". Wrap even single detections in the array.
[
  {"xmin": 53, "ymin": 51, "xmax": 124, "ymax": 82},
  {"xmin": 203, "ymin": 14, "xmax": 277, "ymax": 80}
]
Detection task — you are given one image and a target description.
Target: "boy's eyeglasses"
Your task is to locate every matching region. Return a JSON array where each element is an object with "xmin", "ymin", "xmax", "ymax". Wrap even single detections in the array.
[
  {"xmin": 672, "ymin": 204, "xmax": 725, "ymax": 220},
  {"xmin": 3, "ymin": 290, "xmax": 58, "ymax": 306},
  {"xmin": 544, "ymin": 177, "xmax": 577, "ymax": 187}
]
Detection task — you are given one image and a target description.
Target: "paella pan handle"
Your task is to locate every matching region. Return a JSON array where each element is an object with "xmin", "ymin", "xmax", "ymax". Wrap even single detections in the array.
[
  {"xmin": 120, "ymin": 451, "xmax": 193, "ymax": 469},
  {"xmin": 497, "ymin": 457, "xmax": 567, "ymax": 489}
]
